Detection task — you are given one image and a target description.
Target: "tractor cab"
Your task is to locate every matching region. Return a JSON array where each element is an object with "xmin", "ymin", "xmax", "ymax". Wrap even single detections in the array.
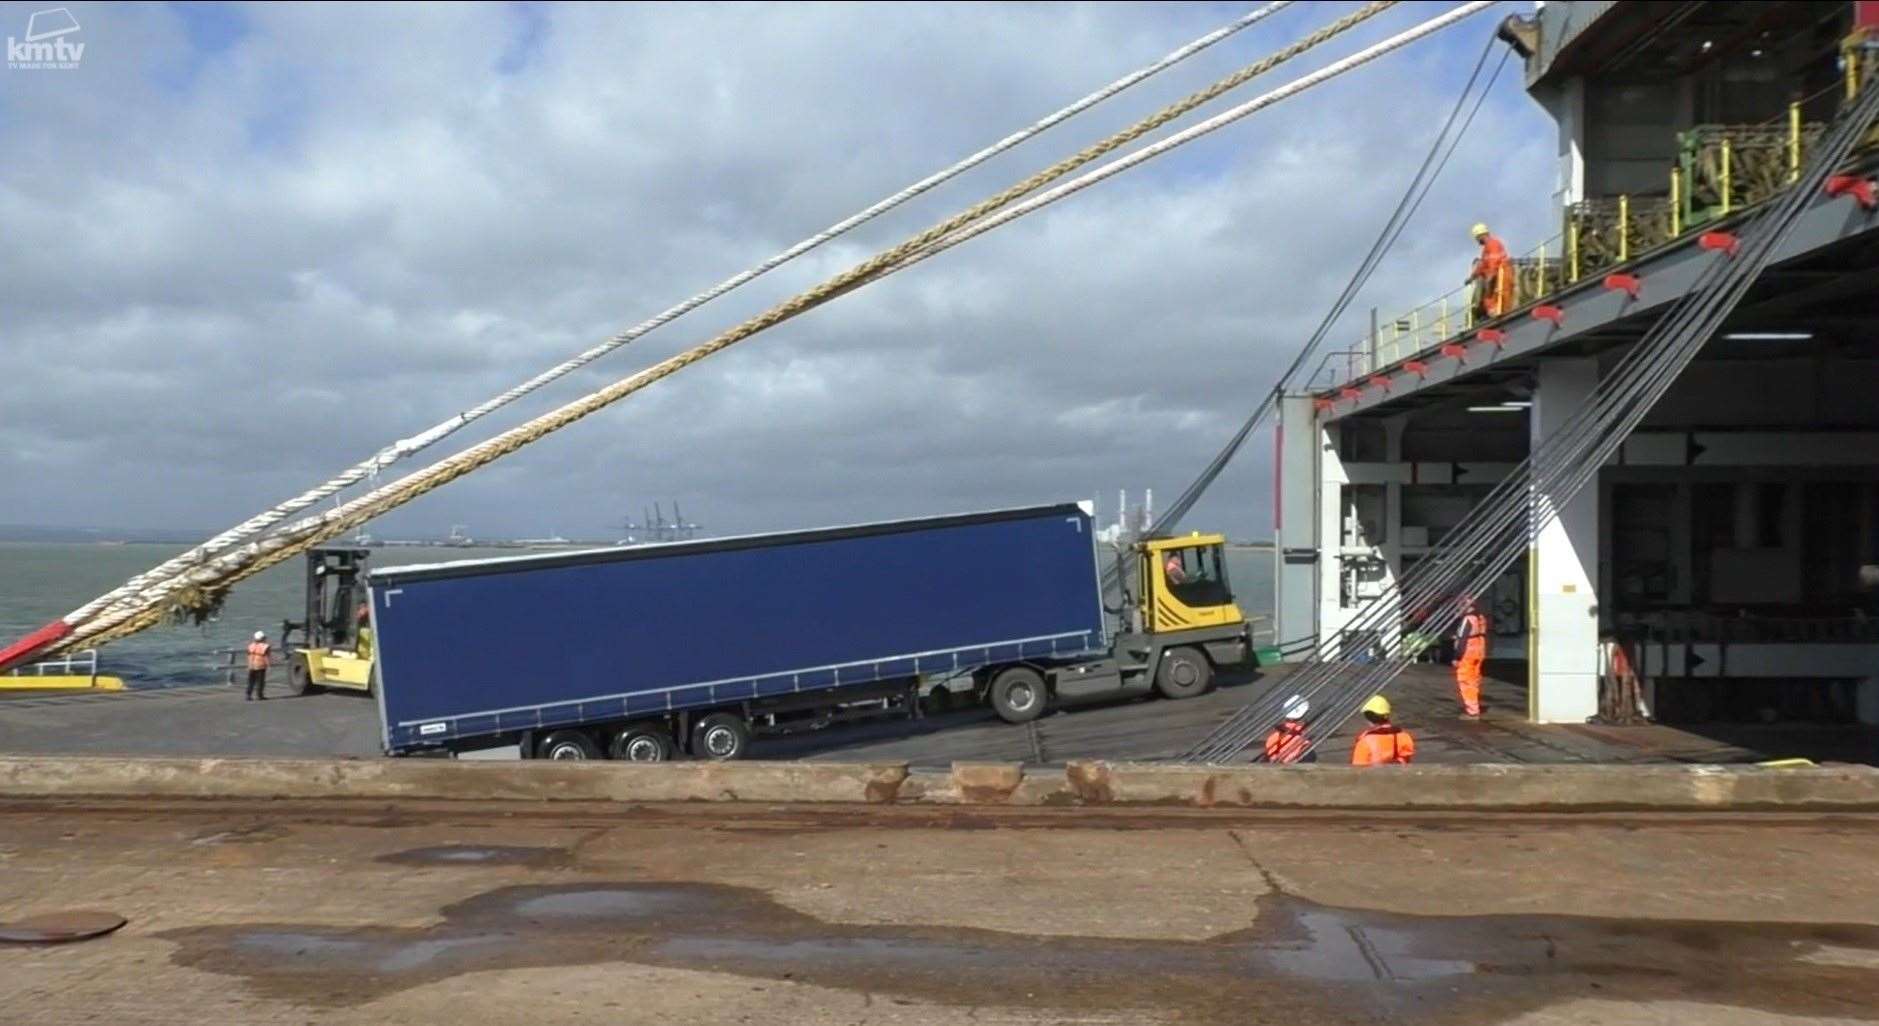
[
  {"xmin": 280, "ymin": 547, "xmax": 375, "ymax": 695},
  {"xmin": 1136, "ymin": 533, "xmax": 1245, "ymax": 632}
]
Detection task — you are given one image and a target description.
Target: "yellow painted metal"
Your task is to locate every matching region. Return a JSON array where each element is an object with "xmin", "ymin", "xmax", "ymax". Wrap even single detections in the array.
[
  {"xmin": 1788, "ymin": 101, "xmax": 1802, "ymax": 182},
  {"xmin": 1137, "ymin": 535, "xmax": 1245, "ymax": 633},
  {"xmin": 1568, "ymin": 217, "xmax": 1580, "ymax": 282},
  {"xmin": 1720, "ymin": 136, "xmax": 1732, "ymax": 216},
  {"xmin": 300, "ymin": 647, "xmax": 373, "ymax": 690},
  {"xmin": 1141, "ymin": 532, "xmax": 1229, "ymax": 554},
  {"xmin": 0, "ymin": 675, "xmax": 125, "ymax": 692},
  {"xmin": 1849, "ymin": 31, "xmax": 1865, "ymax": 102},
  {"xmin": 1536, "ymin": 247, "xmax": 1546, "ymax": 305},
  {"xmin": 1439, "ymin": 296, "xmax": 1449, "ymax": 339},
  {"xmin": 1757, "ymin": 757, "xmax": 1816, "ymax": 769},
  {"xmin": 1670, "ymin": 166, "xmax": 1682, "ymax": 235},
  {"xmin": 1618, "ymin": 194, "xmax": 1629, "ymax": 262}
]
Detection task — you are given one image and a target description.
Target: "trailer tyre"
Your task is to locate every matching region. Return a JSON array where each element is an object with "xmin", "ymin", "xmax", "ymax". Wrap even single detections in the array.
[
  {"xmin": 610, "ymin": 723, "xmax": 676, "ymax": 762},
  {"xmin": 988, "ymin": 666, "xmax": 1047, "ymax": 724},
  {"xmin": 1155, "ymin": 647, "xmax": 1213, "ymax": 700},
  {"xmin": 690, "ymin": 713, "xmax": 751, "ymax": 761},
  {"xmin": 537, "ymin": 730, "xmax": 601, "ymax": 760}
]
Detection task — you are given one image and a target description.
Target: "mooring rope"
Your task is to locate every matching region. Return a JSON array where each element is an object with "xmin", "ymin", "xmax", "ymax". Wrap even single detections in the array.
[
  {"xmin": 49, "ymin": 1, "xmax": 1416, "ymax": 656},
  {"xmin": 51, "ymin": 2, "xmax": 1295, "ymax": 632}
]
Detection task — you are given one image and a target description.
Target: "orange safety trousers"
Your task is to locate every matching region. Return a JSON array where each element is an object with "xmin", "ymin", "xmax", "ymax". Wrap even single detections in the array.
[{"xmin": 1456, "ymin": 638, "xmax": 1485, "ymax": 716}]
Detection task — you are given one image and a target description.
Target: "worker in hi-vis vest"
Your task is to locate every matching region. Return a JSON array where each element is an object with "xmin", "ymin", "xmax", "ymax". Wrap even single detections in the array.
[
  {"xmin": 1263, "ymin": 694, "xmax": 1314, "ymax": 763},
  {"xmin": 1454, "ymin": 597, "xmax": 1489, "ymax": 719},
  {"xmin": 1351, "ymin": 695, "xmax": 1415, "ymax": 765},
  {"xmin": 1468, "ymin": 223, "xmax": 1515, "ymax": 318},
  {"xmin": 245, "ymin": 630, "xmax": 272, "ymax": 702}
]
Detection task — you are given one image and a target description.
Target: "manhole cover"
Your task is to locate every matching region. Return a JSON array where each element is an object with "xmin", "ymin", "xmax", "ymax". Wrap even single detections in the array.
[{"xmin": 0, "ymin": 911, "xmax": 128, "ymax": 944}]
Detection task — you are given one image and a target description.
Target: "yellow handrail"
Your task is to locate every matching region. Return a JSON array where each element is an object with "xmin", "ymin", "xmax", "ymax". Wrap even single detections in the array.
[
  {"xmin": 1670, "ymin": 166, "xmax": 1681, "ymax": 235},
  {"xmin": 1617, "ymin": 193, "xmax": 1629, "ymax": 262},
  {"xmin": 1720, "ymin": 136, "xmax": 1732, "ymax": 215},
  {"xmin": 1788, "ymin": 100, "xmax": 1802, "ymax": 182},
  {"xmin": 1327, "ymin": 64, "xmax": 1862, "ymax": 392}
]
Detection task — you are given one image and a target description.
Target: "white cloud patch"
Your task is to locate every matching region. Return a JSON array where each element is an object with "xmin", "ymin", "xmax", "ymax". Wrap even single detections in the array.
[{"xmin": 0, "ymin": 1, "xmax": 1554, "ymax": 540}]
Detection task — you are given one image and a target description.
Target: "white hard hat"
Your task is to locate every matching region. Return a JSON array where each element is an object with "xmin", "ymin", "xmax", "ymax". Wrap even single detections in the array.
[
  {"xmin": 253, "ymin": 630, "xmax": 266, "ymax": 640},
  {"xmin": 1282, "ymin": 695, "xmax": 1309, "ymax": 720}
]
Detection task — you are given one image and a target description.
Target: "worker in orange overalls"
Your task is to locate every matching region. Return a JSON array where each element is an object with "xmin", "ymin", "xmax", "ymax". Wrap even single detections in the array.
[
  {"xmin": 1351, "ymin": 695, "xmax": 1415, "ymax": 765},
  {"xmin": 1454, "ymin": 597, "xmax": 1489, "ymax": 719},
  {"xmin": 1468, "ymin": 223, "xmax": 1515, "ymax": 319},
  {"xmin": 244, "ymin": 630, "xmax": 272, "ymax": 701},
  {"xmin": 1263, "ymin": 694, "xmax": 1314, "ymax": 763}
]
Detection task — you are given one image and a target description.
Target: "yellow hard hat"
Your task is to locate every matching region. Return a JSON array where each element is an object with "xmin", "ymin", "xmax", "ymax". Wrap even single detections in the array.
[
  {"xmin": 1470, "ymin": 222, "xmax": 1490, "ymax": 238},
  {"xmin": 1361, "ymin": 695, "xmax": 1392, "ymax": 717}
]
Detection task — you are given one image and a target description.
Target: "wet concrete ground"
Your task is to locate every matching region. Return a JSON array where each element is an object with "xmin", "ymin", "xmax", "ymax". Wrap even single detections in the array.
[
  {"xmin": 3, "ymin": 798, "xmax": 1879, "ymax": 1024},
  {"xmin": 8, "ymin": 662, "xmax": 1872, "ymax": 766}
]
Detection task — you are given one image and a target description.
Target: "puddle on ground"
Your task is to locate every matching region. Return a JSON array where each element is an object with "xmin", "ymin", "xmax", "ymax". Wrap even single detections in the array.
[
  {"xmin": 162, "ymin": 881, "xmax": 1879, "ymax": 1021},
  {"xmin": 375, "ymin": 845, "xmax": 571, "ymax": 868}
]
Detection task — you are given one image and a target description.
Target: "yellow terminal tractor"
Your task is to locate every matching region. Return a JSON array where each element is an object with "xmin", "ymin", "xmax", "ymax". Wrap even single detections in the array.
[
  {"xmin": 280, "ymin": 547, "xmax": 376, "ymax": 695},
  {"xmin": 976, "ymin": 531, "xmax": 1256, "ymax": 723}
]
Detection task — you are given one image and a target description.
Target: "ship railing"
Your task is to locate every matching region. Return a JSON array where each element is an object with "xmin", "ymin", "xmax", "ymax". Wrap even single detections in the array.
[
  {"xmin": 6, "ymin": 648, "xmax": 103, "ymax": 683},
  {"xmin": 1328, "ymin": 72, "xmax": 1878, "ymax": 394}
]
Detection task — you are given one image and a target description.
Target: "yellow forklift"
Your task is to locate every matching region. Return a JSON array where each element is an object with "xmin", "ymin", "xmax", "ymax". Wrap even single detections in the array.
[{"xmin": 280, "ymin": 547, "xmax": 375, "ymax": 695}]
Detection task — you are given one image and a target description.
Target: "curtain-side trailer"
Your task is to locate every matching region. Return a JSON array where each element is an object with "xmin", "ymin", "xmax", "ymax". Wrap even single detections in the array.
[{"xmin": 368, "ymin": 501, "xmax": 1254, "ymax": 760}]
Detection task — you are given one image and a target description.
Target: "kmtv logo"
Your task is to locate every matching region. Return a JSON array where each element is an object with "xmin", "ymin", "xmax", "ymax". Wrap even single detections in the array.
[{"xmin": 8, "ymin": 8, "xmax": 85, "ymax": 70}]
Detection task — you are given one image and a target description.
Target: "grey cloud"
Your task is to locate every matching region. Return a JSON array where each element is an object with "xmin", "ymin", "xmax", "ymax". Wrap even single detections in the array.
[{"xmin": 1, "ymin": 2, "xmax": 1554, "ymax": 542}]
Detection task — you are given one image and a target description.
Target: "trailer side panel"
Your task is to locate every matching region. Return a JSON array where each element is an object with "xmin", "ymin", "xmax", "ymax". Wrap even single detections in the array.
[{"xmin": 371, "ymin": 503, "xmax": 1103, "ymax": 751}]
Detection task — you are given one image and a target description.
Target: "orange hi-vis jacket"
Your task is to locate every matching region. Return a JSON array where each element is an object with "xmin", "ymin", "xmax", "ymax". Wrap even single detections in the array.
[
  {"xmin": 1471, "ymin": 233, "xmax": 1515, "ymax": 316},
  {"xmin": 1264, "ymin": 721, "xmax": 1310, "ymax": 763},
  {"xmin": 1471, "ymin": 234, "xmax": 1509, "ymax": 282},
  {"xmin": 1458, "ymin": 611, "xmax": 1489, "ymax": 658},
  {"xmin": 245, "ymin": 640, "xmax": 271, "ymax": 671},
  {"xmin": 1351, "ymin": 724, "xmax": 1416, "ymax": 766}
]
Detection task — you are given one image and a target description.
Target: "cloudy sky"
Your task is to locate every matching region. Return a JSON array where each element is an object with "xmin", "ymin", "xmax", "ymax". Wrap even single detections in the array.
[{"xmin": 0, "ymin": 1, "xmax": 1555, "ymax": 542}]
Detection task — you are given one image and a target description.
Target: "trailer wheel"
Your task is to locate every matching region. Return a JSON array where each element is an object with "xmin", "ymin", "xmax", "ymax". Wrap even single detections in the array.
[
  {"xmin": 1155, "ymin": 647, "xmax": 1213, "ymax": 700},
  {"xmin": 988, "ymin": 666, "xmax": 1046, "ymax": 724},
  {"xmin": 537, "ymin": 730, "xmax": 601, "ymax": 760},
  {"xmin": 690, "ymin": 713, "xmax": 751, "ymax": 761},
  {"xmin": 610, "ymin": 723, "xmax": 676, "ymax": 762},
  {"xmin": 285, "ymin": 657, "xmax": 315, "ymax": 697}
]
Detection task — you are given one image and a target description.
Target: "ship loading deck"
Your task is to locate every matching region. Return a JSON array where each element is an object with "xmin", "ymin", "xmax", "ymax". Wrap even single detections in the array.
[
  {"xmin": 6, "ymin": 661, "xmax": 1875, "ymax": 767},
  {"xmin": 1273, "ymin": 0, "xmax": 1879, "ymax": 736}
]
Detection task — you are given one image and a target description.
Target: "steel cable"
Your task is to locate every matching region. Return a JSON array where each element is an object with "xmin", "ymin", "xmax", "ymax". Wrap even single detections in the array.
[
  {"xmin": 50, "ymin": 1, "xmax": 1427, "ymax": 656},
  {"xmin": 29, "ymin": 3, "xmax": 1299, "ymax": 648},
  {"xmin": 1183, "ymin": 79, "xmax": 1879, "ymax": 762}
]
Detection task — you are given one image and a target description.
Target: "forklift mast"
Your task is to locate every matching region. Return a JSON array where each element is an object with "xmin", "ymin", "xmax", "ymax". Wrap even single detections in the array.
[{"xmin": 282, "ymin": 548, "xmax": 372, "ymax": 651}]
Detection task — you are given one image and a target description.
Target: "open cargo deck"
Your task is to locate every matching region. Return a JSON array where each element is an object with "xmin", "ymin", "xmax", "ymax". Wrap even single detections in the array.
[{"xmin": 5, "ymin": 661, "xmax": 1875, "ymax": 767}]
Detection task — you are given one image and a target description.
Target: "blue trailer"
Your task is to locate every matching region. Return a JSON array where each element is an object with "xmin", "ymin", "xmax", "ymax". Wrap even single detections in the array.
[{"xmin": 368, "ymin": 501, "xmax": 1254, "ymax": 760}]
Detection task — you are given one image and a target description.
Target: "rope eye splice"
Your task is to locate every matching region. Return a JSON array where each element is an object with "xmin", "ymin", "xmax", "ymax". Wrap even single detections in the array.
[{"xmin": 161, "ymin": 584, "xmax": 231, "ymax": 628}]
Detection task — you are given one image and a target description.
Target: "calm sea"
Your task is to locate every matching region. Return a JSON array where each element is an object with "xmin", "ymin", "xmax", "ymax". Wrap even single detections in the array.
[{"xmin": 0, "ymin": 542, "xmax": 1275, "ymax": 688}]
